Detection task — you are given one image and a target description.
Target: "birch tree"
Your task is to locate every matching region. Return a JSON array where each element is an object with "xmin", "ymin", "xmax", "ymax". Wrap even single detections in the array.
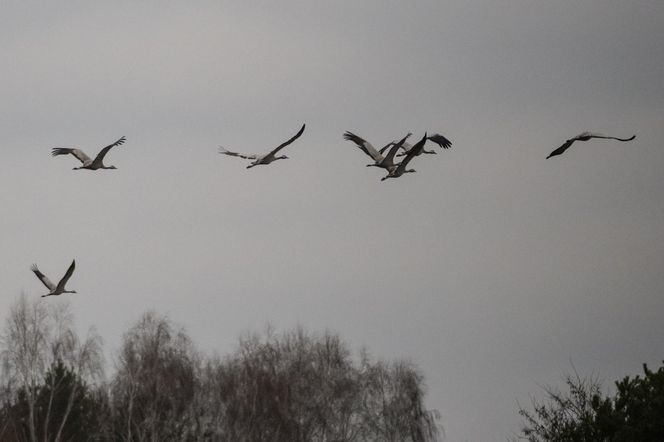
[
  {"xmin": 0, "ymin": 295, "xmax": 103, "ymax": 442},
  {"xmin": 110, "ymin": 311, "xmax": 199, "ymax": 442}
]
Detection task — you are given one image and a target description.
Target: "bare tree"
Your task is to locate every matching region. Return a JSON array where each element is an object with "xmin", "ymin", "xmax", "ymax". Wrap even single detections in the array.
[
  {"xmin": 110, "ymin": 311, "xmax": 200, "ymax": 442},
  {"xmin": 202, "ymin": 327, "xmax": 351, "ymax": 441},
  {"xmin": 203, "ymin": 326, "xmax": 441, "ymax": 442},
  {"xmin": 1, "ymin": 295, "xmax": 53, "ymax": 442},
  {"xmin": 2, "ymin": 304, "xmax": 440, "ymax": 442},
  {"xmin": 358, "ymin": 354, "xmax": 441, "ymax": 442},
  {"xmin": 517, "ymin": 370, "xmax": 609, "ymax": 442},
  {"xmin": 0, "ymin": 295, "xmax": 103, "ymax": 442}
]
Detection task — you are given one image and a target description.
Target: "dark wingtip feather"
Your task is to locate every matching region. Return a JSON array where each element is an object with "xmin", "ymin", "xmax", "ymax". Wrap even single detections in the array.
[
  {"xmin": 427, "ymin": 133, "xmax": 452, "ymax": 149},
  {"xmin": 293, "ymin": 124, "xmax": 305, "ymax": 139},
  {"xmin": 342, "ymin": 131, "xmax": 365, "ymax": 146}
]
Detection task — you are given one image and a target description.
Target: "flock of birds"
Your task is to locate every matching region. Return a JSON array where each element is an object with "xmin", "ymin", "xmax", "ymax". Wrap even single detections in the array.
[{"xmin": 31, "ymin": 128, "xmax": 636, "ymax": 297}]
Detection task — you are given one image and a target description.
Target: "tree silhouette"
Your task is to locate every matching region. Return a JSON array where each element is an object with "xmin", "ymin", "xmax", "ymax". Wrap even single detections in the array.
[
  {"xmin": 0, "ymin": 295, "xmax": 103, "ymax": 442},
  {"xmin": 518, "ymin": 362, "xmax": 664, "ymax": 441},
  {"xmin": 1, "ymin": 360, "xmax": 104, "ymax": 442},
  {"xmin": 109, "ymin": 311, "xmax": 199, "ymax": 441},
  {"xmin": 2, "ymin": 301, "xmax": 441, "ymax": 441},
  {"xmin": 200, "ymin": 327, "xmax": 441, "ymax": 441}
]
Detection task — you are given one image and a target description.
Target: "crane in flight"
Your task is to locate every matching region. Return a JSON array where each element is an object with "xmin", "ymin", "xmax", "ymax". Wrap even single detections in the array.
[
  {"xmin": 343, "ymin": 131, "xmax": 410, "ymax": 172},
  {"xmin": 546, "ymin": 132, "xmax": 635, "ymax": 159},
  {"xmin": 52, "ymin": 136, "xmax": 126, "ymax": 170},
  {"xmin": 31, "ymin": 260, "xmax": 77, "ymax": 297},
  {"xmin": 381, "ymin": 133, "xmax": 428, "ymax": 181},
  {"xmin": 219, "ymin": 124, "xmax": 306, "ymax": 168}
]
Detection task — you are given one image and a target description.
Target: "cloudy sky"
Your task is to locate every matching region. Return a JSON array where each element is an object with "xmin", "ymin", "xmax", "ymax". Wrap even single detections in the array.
[{"xmin": 1, "ymin": 1, "xmax": 663, "ymax": 440}]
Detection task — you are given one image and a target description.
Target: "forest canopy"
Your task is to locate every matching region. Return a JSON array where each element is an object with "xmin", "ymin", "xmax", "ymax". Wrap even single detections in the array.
[{"xmin": 0, "ymin": 295, "xmax": 441, "ymax": 442}]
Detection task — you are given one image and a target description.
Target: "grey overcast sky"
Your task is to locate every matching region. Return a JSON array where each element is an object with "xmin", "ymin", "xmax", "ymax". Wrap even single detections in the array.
[{"xmin": 1, "ymin": 1, "xmax": 663, "ymax": 440}]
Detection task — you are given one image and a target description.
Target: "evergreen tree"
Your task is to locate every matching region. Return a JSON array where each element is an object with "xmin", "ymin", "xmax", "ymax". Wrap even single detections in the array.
[
  {"xmin": 519, "ymin": 362, "xmax": 664, "ymax": 442},
  {"xmin": 1, "ymin": 360, "xmax": 104, "ymax": 442}
]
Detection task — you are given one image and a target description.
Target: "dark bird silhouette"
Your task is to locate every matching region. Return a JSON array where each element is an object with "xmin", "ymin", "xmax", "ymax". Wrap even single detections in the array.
[
  {"xmin": 381, "ymin": 133, "xmax": 428, "ymax": 181},
  {"xmin": 31, "ymin": 260, "xmax": 77, "ymax": 297},
  {"xmin": 343, "ymin": 131, "xmax": 410, "ymax": 172},
  {"xmin": 546, "ymin": 132, "xmax": 636, "ymax": 159},
  {"xmin": 219, "ymin": 124, "xmax": 305, "ymax": 168},
  {"xmin": 52, "ymin": 136, "xmax": 126, "ymax": 170}
]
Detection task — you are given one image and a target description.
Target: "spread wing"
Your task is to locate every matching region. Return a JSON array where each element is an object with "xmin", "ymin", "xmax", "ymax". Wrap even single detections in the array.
[
  {"xmin": 31, "ymin": 264, "xmax": 56, "ymax": 291},
  {"xmin": 546, "ymin": 139, "xmax": 576, "ymax": 159},
  {"xmin": 218, "ymin": 147, "xmax": 259, "ymax": 160},
  {"xmin": 383, "ymin": 133, "xmax": 412, "ymax": 167},
  {"xmin": 92, "ymin": 136, "xmax": 126, "ymax": 166},
  {"xmin": 394, "ymin": 133, "xmax": 427, "ymax": 174},
  {"xmin": 56, "ymin": 260, "xmax": 76, "ymax": 292},
  {"xmin": 263, "ymin": 124, "xmax": 306, "ymax": 160},
  {"xmin": 380, "ymin": 133, "xmax": 414, "ymax": 155},
  {"xmin": 343, "ymin": 131, "xmax": 383, "ymax": 162},
  {"xmin": 548, "ymin": 132, "xmax": 636, "ymax": 158},
  {"xmin": 427, "ymin": 133, "xmax": 452, "ymax": 149},
  {"xmin": 51, "ymin": 148, "xmax": 92, "ymax": 165}
]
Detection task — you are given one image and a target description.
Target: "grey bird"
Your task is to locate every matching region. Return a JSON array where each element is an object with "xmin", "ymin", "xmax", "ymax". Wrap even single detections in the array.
[
  {"xmin": 381, "ymin": 133, "xmax": 428, "ymax": 181},
  {"xmin": 219, "ymin": 124, "xmax": 305, "ymax": 168},
  {"xmin": 52, "ymin": 136, "xmax": 126, "ymax": 170},
  {"xmin": 31, "ymin": 260, "xmax": 77, "ymax": 297},
  {"xmin": 343, "ymin": 131, "xmax": 411, "ymax": 172},
  {"xmin": 546, "ymin": 132, "xmax": 636, "ymax": 159}
]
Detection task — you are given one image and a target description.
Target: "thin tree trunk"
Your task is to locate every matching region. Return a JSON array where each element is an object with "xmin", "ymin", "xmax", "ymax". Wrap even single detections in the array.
[
  {"xmin": 53, "ymin": 381, "xmax": 77, "ymax": 442},
  {"xmin": 42, "ymin": 375, "xmax": 59, "ymax": 442},
  {"xmin": 27, "ymin": 380, "xmax": 37, "ymax": 442}
]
